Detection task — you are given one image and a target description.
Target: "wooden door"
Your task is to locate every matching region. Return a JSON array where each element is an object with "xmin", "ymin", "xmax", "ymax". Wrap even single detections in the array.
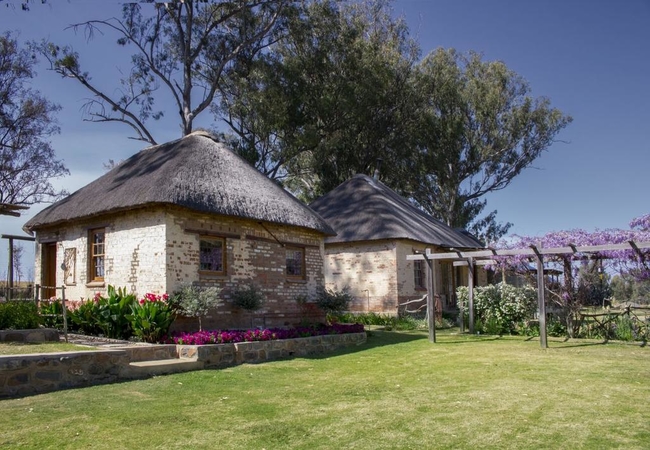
[{"xmin": 42, "ymin": 243, "xmax": 57, "ymax": 299}]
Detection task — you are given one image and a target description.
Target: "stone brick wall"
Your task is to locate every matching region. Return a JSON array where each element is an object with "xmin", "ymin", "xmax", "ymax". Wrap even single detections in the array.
[
  {"xmin": 0, "ymin": 333, "xmax": 366, "ymax": 398},
  {"xmin": 323, "ymin": 240, "xmax": 398, "ymax": 313},
  {"xmin": 31, "ymin": 206, "xmax": 328, "ymax": 329},
  {"xmin": 32, "ymin": 208, "xmax": 168, "ymax": 301},
  {"xmin": 166, "ymin": 209, "xmax": 326, "ymax": 329}
]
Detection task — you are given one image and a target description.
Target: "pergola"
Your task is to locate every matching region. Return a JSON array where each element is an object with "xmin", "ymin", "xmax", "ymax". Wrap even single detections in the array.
[{"xmin": 407, "ymin": 241, "xmax": 650, "ymax": 348}]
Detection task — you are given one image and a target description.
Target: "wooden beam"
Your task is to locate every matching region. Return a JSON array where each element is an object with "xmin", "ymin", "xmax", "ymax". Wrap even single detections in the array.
[
  {"xmin": 453, "ymin": 259, "xmax": 496, "ymax": 267},
  {"xmin": 1, "ymin": 234, "xmax": 36, "ymax": 242},
  {"xmin": 406, "ymin": 241, "xmax": 650, "ymax": 262}
]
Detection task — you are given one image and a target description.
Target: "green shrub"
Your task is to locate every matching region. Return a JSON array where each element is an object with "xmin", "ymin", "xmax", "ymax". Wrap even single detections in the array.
[
  {"xmin": 315, "ymin": 287, "xmax": 352, "ymax": 314},
  {"xmin": 171, "ymin": 284, "xmax": 222, "ymax": 330},
  {"xmin": 232, "ymin": 284, "xmax": 265, "ymax": 311},
  {"xmin": 547, "ymin": 318, "xmax": 567, "ymax": 337},
  {"xmin": 68, "ymin": 286, "xmax": 136, "ymax": 339},
  {"xmin": 0, "ymin": 301, "xmax": 40, "ymax": 330},
  {"xmin": 68, "ymin": 299, "xmax": 103, "ymax": 335},
  {"xmin": 457, "ymin": 283, "xmax": 537, "ymax": 335},
  {"xmin": 39, "ymin": 299, "xmax": 65, "ymax": 329},
  {"xmin": 128, "ymin": 293, "xmax": 174, "ymax": 343}
]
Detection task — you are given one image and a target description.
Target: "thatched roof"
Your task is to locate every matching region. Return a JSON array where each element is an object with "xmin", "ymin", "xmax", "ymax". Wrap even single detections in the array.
[
  {"xmin": 24, "ymin": 132, "xmax": 334, "ymax": 235},
  {"xmin": 309, "ymin": 174, "xmax": 484, "ymax": 248}
]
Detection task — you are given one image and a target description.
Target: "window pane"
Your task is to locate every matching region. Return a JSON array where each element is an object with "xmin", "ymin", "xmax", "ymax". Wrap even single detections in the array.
[
  {"xmin": 200, "ymin": 239, "xmax": 224, "ymax": 272},
  {"xmin": 286, "ymin": 248, "xmax": 304, "ymax": 277},
  {"xmin": 414, "ymin": 260, "xmax": 425, "ymax": 288},
  {"xmin": 94, "ymin": 256, "xmax": 104, "ymax": 278}
]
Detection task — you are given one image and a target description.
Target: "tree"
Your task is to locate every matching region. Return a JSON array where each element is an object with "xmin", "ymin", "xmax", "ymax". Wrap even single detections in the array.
[
  {"xmin": 34, "ymin": 0, "xmax": 294, "ymax": 145},
  {"xmin": 0, "ymin": 32, "xmax": 68, "ymax": 208},
  {"xmin": 11, "ymin": 242, "xmax": 23, "ymax": 283},
  {"xmin": 411, "ymin": 48, "xmax": 572, "ymax": 243},
  {"xmin": 219, "ymin": 0, "xmax": 420, "ymax": 200}
]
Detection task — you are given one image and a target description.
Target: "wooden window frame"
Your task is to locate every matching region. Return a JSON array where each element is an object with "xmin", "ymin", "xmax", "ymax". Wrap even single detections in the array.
[
  {"xmin": 199, "ymin": 236, "xmax": 226, "ymax": 276},
  {"xmin": 285, "ymin": 246, "xmax": 305, "ymax": 279},
  {"xmin": 89, "ymin": 228, "xmax": 105, "ymax": 283},
  {"xmin": 414, "ymin": 260, "xmax": 426, "ymax": 290}
]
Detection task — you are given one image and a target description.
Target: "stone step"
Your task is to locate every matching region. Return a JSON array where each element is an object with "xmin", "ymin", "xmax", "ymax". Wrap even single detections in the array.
[{"xmin": 127, "ymin": 358, "xmax": 204, "ymax": 377}]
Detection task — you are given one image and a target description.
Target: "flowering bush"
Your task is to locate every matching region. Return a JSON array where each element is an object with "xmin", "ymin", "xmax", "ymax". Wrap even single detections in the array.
[
  {"xmin": 457, "ymin": 283, "xmax": 537, "ymax": 335},
  {"xmin": 128, "ymin": 292, "xmax": 175, "ymax": 343},
  {"xmin": 172, "ymin": 323, "xmax": 364, "ymax": 345}
]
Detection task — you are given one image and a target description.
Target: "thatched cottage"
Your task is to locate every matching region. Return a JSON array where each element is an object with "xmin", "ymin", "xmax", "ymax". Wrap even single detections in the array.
[
  {"xmin": 309, "ymin": 174, "xmax": 487, "ymax": 314},
  {"xmin": 24, "ymin": 132, "xmax": 334, "ymax": 329}
]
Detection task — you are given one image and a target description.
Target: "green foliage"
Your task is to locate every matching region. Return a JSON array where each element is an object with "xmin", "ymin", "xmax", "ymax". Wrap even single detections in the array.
[
  {"xmin": 68, "ymin": 286, "xmax": 135, "ymax": 339},
  {"xmin": 68, "ymin": 299, "xmax": 103, "ymax": 336},
  {"xmin": 315, "ymin": 287, "xmax": 353, "ymax": 314},
  {"xmin": 127, "ymin": 296, "xmax": 174, "ymax": 343},
  {"xmin": 330, "ymin": 311, "xmax": 452, "ymax": 331},
  {"xmin": 231, "ymin": 284, "xmax": 265, "ymax": 311},
  {"xmin": 412, "ymin": 48, "xmax": 572, "ymax": 242},
  {"xmin": 171, "ymin": 284, "xmax": 222, "ymax": 330},
  {"xmin": 0, "ymin": 301, "xmax": 40, "ymax": 329},
  {"xmin": 222, "ymin": 0, "xmax": 420, "ymax": 200},
  {"xmin": 457, "ymin": 283, "xmax": 537, "ymax": 335},
  {"xmin": 38, "ymin": 299, "xmax": 64, "ymax": 329},
  {"xmin": 547, "ymin": 318, "xmax": 567, "ymax": 337},
  {"xmin": 94, "ymin": 286, "xmax": 135, "ymax": 339}
]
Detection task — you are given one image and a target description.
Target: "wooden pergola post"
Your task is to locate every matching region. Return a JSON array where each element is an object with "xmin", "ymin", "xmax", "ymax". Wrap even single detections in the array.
[
  {"xmin": 423, "ymin": 248, "xmax": 436, "ymax": 343},
  {"xmin": 531, "ymin": 245, "xmax": 548, "ymax": 349},
  {"xmin": 467, "ymin": 257, "xmax": 475, "ymax": 334},
  {"xmin": 7, "ymin": 236, "xmax": 14, "ymax": 301}
]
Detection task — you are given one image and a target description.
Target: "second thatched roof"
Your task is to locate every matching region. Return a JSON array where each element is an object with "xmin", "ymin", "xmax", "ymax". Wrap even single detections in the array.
[
  {"xmin": 24, "ymin": 132, "xmax": 334, "ymax": 235},
  {"xmin": 309, "ymin": 174, "xmax": 483, "ymax": 248}
]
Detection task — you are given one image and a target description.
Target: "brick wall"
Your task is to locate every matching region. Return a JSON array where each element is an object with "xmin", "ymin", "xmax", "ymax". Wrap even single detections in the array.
[
  {"xmin": 323, "ymin": 240, "xmax": 398, "ymax": 313},
  {"xmin": 32, "ymin": 206, "xmax": 327, "ymax": 330},
  {"xmin": 32, "ymin": 209, "xmax": 167, "ymax": 301},
  {"xmin": 166, "ymin": 209, "xmax": 325, "ymax": 329}
]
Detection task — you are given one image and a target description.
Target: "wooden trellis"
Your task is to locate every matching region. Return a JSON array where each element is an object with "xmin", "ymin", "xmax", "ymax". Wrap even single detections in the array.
[{"xmin": 407, "ymin": 241, "xmax": 650, "ymax": 347}]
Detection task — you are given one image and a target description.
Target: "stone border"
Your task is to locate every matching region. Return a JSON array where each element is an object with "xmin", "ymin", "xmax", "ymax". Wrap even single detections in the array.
[
  {"xmin": 0, "ymin": 332, "xmax": 366, "ymax": 398},
  {"xmin": 0, "ymin": 328, "xmax": 59, "ymax": 343}
]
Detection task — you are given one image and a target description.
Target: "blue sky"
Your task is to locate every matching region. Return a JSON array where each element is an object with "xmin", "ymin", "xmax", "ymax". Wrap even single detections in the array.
[{"xmin": 1, "ymin": 0, "xmax": 649, "ymax": 279}]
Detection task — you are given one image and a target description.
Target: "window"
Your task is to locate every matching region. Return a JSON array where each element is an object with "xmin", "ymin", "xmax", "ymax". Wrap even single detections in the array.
[
  {"xmin": 200, "ymin": 238, "xmax": 225, "ymax": 274},
  {"xmin": 89, "ymin": 228, "xmax": 105, "ymax": 282},
  {"xmin": 286, "ymin": 247, "xmax": 305, "ymax": 278},
  {"xmin": 414, "ymin": 260, "xmax": 426, "ymax": 289}
]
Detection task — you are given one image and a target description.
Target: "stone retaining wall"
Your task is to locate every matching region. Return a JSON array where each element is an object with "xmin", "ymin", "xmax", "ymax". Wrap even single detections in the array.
[
  {"xmin": 0, "ymin": 328, "xmax": 60, "ymax": 343},
  {"xmin": 0, "ymin": 332, "xmax": 366, "ymax": 398},
  {"xmin": 178, "ymin": 332, "xmax": 366, "ymax": 369}
]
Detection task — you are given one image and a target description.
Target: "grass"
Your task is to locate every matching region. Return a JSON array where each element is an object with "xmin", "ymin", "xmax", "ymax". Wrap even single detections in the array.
[
  {"xmin": 0, "ymin": 342, "xmax": 94, "ymax": 356},
  {"xmin": 1, "ymin": 329, "xmax": 649, "ymax": 449}
]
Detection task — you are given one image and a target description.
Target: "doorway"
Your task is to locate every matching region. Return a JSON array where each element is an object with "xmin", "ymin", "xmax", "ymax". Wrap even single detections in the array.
[{"xmin": 42, "ymin": 243, "xmax": 57, "ymax": 299}]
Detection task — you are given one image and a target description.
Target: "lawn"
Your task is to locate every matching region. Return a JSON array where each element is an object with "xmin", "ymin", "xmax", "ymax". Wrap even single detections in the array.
[
  {"xmin": 1, "ymin": 330, "xmax": 648, "ymax": 449},
  {"xmin": 0, "ymin": 342, "xmax": 94, "ymax": 356}
]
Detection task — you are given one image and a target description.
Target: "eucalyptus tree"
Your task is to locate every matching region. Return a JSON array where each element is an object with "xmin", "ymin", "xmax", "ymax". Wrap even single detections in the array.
[
  {"xmin": 33, "ymin": 0, "xmax": 295, "ymax": 145},
  {"xmin": 0, "ymin": 32, "xmax": 68, "ymax": 210},
  {"xmin": 412, "ymin": 48, "xmax": 573, "ymax": 243},
  {"xmin": 219, "ymin": 0, "xmax": 421, "ymax": 200}
]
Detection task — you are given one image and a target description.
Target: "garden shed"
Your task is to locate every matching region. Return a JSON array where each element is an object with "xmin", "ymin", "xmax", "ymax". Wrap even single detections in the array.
[
  {"xmin": 309, "ymin": 174, "xmax": 487, "ymax": 314},
  {"xmin": 23, "ymin": 131, "xmax": 335, "ymax": 330}
]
